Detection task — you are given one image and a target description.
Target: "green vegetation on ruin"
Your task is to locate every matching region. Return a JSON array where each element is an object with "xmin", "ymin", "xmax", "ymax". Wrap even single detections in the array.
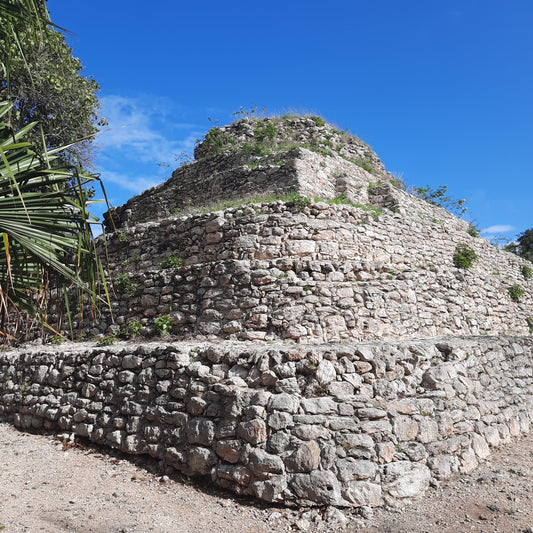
[
  {"xmin": 172, "ymin": 191, "xmax": 382, "ymax": 219},
  {"xmin": 194, "ymin": 113, "xmax": 380, "ymax": 175},
  {"xmin": 453, "ymin": 244, "xmax": 478, "ymax": 269}
]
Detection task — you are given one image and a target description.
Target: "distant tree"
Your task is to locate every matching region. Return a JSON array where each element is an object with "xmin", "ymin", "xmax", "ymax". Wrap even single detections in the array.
[
  {"xmin": 0, "ymin": 0, "xmax": 104, "ymax": 168},
  {"xmin": 0, "ymin": 1, "xmax": 108, "ymax": 341},
  {"xmin": 505, "ymin": 229, "xmax": 533, "ymax": 262},
  {"xmin": 412, "ymin": 184, "xmax": 467, "ymax": 217}
]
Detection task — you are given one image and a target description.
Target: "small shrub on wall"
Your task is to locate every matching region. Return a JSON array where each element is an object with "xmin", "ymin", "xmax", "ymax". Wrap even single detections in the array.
[
  {"xmin": 508, "ymin": 284, "xmax": 524, "ymax": 302},
  {"xmin": 453, "ymin": 244, "xmax": 477, "ymax": 269},
  {"xmin": 521, "ymin": 264, "xmax": 532, "ymax": 280}
]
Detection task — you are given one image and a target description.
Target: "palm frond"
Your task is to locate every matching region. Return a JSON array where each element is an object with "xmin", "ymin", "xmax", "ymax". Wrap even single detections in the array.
[{"xmin": 0, "ymin": 101, "xmax": 108, "ymax": 340}]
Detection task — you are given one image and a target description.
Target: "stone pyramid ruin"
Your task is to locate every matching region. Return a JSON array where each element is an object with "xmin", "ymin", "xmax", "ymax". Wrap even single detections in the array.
[
  {"xmin": 99, "ymin": 115, "xmax": 532, "ymax": 343},
  {"xmin": 0, "ymin": 115, "xmax": 531, "ymax": 510}
]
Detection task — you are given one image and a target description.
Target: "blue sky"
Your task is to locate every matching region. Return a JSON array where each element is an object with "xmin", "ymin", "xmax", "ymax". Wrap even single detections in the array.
[{"xmin": 48, "ymin": 0, "xmax": 532, "ymax": 242}]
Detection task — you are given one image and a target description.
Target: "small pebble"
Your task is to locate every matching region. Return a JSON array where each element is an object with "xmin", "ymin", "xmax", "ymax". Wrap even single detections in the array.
[{"xmin": 294, "ymin": 518, "xmax": 311, "ymax": 531}]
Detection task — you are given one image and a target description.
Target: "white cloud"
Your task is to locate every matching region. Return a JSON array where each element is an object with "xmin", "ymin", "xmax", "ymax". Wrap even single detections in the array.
[
  {"xmin": 96, "ymin": 95, "xmax": 200, "ymax": 165},
  {"xmin": 481, "ymin": 225, "xmax": 515, "ymax": 234},
  {"xmin": 101, "ymin": 169, "xmax": 161, "ymax": 195}
]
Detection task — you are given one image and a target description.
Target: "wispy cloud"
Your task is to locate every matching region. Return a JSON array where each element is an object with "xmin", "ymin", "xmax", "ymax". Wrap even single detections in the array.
[
  {"xmin": 93, "ymin": 94, "xmax": 206, "ymax": 207},
  {"xmin": 481, "ymin": 224, "xmax": 515, "ymax": 234},
  {"xmin": 100, "ymin": 169, "xmax": 161, "ymax": 195},
  {"xmin": 97, "ymin": 95, "xmax": 201, "ymax": 166}
]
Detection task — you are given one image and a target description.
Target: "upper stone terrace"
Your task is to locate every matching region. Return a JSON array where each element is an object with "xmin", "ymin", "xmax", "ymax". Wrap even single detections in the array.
[{"xmin": 104, "ymin": 115, "xmax": 393, "ymax": 231}]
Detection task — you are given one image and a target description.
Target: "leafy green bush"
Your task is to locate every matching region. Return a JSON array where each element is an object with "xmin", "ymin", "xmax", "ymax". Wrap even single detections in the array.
[
  {"xmin": 413, "ymin": 185, "xmax": 467, "ymax": 217},
  {"xmin": 354, "ymin": 158, "xmax": 376, "ymax": 174},
  {"xmin": 118, "ymin": 320, "xmax": 143, "ymax": 340},
  {"xmin": 154, "ymin": 314, "xmax": 172, "ymax": 336},
  {"xmin": 329, "ymin": 194, "xmax": 351, "ymax": 205},
  {"xmin": 255, "ymin": 121, "xmax": 277, "ymax": 140},
  {"xmin": 390, "ymin": 177, "xmax": 407, "ymax": 190},
  {"xmin": 196, "ymin": 127, "xmax": 236, "ymax": 159},
  {"xmin": 508, "ymin": 284, "xmax": 524, "ymax": 302},
  {"xmin": 453, "ymin": 244, "xmax": 477, "ymax": 269},
  {"xmin": 290, "ymin": 194, "xmax": 310, "ymax": 212},
  {"xmin": 239, "ymin": 121, "xmax": 280, "ymax": 156},
  {"xmin": 505, "ymin": 229, "xmax": 533, "ymax": 262},
  {"xmin": 467, "ymin": 224, "xmax": 480, "ymax": 237},
  {"xmin": 158, "ymin": 255, "xmax": 183, "ymax": 269},
  {"xmin": 115, "ymin": 273, "xmax": 138, "ymax": 298},
  {"xmin": 521, "ymin": 264, "xmax": 532, "ymax": 280},
  {"xmin": 310, "ymin": 116, "xmax": 326, "ymax": 127},
  {"xmin": 96, "ymin": 334, "xmax": 116, "ymax": 346}
]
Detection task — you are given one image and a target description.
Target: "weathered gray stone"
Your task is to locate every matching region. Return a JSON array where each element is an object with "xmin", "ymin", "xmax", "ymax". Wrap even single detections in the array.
[
  {"xmin": 484, "ymin": 426, "xmax": 501, "ymax": 447},
  {"xmin": 342, "ymin": 481, "xmax": 383, "ymax": 507},
  {"xmin": 422, "ymin": 363, "xmax": 458, "ymax": 389},
  {"xmin": 328, "ymin": 381, "xmax": 355, "ymax": 397},
  {"xmin": 337, "ymin": 433, "xmax": 376, "ymax": 459},
  {"xmin": 267, "ymin": 393, "xmax": 300, "ymax": 413},
  {"xmin": 460, "ymin": 447, "xmax": 479, "ymax": 473},
  {"xmin": 122, "ymin": 355, "xmax": 143, "ymax": 369},
  {"xmin": 323, "ymin": 506, "xmax": 348, "ymax": 529},
  {"xmin": 417, "ymin": 417, "xmax": 439, "ymax": 443},
  {"xmin": 187, "ymin": 446, "xmax": 216, "ymax": 476},
  {"xmin": 290, "ymin": 471, "xmax": 344, "ymax": 506},
  {"xmin": 284, "ymin": 441, "xmax": 320, "ymax": 473},
  {"xmin": 252, "ymin": 475, "xmax": 287, "ymax": 502},
  {"xmin": 301, "ymin": 397, "xmax": 337, "ymax": 415},
  {"xmin": 471, "ymin": 433, "xmax": 490, "ymax": 459},
  {"xmin": 336, "ymin": 458, "xmax": 376, "ymax": 481},
  {"xmin": 316, "ymin": 360, "xmax": 336, "ymax": 386},
  {"xmin": 33, "ymin": 365, "xmax": 48, "ymax": 384},
  {"xmin": 393, "ymin": 415, "xmax": 418, "ymax": 441},
  {"xmin": 267, "ymin": 431, "xmax": 291, "ymax": 454},
  {"xmin": 401, "ymin": 441, "xmax": 428, "ymax": 462},
  {"xmin": 1, "ymin": 331, "xmax": 531, "ymax": 512},
  {"xmin": 427, "ymin": 455, "xmax": 460, "ymax": 479},
  {"xmin": 215, "ymin": 439, "xmax": 242, "ymax": 463},
  {"xmin": 237, "ymin": 419, "xmax": 267, "ymax": 445},
  {"xmin": 268, "ymin": 410, "xmax": 293, "ymax": 430},
  {"xmin": 382, "ymin": 462, "xmax": 431, "ymax": 499},
  {"xmin": 106, "ymin": 430, "xmax": 125, "ymax": 447},
  {"xmin": 357, "ymin": 408, "xmax": 387, "ymax": 420},
  {"xmin": 248, "ymin": 449, "xmax": 285, "ymax": 477},
  {"xmin": 292, "ymin": 424, "xmax": 329, "ymax": 441},
  {"xmin": 217, "ymin": 464, "xmax": 251, "ymax": 487}
]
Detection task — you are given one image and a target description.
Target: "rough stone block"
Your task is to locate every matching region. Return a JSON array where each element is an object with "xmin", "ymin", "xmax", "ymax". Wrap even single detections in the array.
[
  {"xmin": 237, "ymin": 419, "xmax": 267, "ymax": 445},
  {"xmin": 284, "ymin": 441, "xmax": 321, "ymax": 473},
  {"xmin": 382, "ymin": 462, "xmax": 431, "ymax": 498},
  {"xmin": 290, "ymin": 471, "xmax": 344, "ymax": 506}
]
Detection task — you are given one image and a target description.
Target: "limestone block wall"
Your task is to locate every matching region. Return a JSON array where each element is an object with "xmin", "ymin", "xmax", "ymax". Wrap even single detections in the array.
[
  {"xmin": 104, "ymin": 148, "xmax": 384, "ymax": 231},
  {"xmin": 85, "ymin": 200, "xmax": 533, "ymax": 342},
  {"xmin": 0, "ymin": 337, "xmax": 531, "ymax": 507},
  {"xmin": 105, "ymin": 152, "xmax": 298, "ymax": 230}
]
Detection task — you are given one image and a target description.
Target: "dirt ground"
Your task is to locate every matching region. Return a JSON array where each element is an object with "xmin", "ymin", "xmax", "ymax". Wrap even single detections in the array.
[{"xmin": 0, "ymin": 422, "xmax": 532, "ymax": 533}]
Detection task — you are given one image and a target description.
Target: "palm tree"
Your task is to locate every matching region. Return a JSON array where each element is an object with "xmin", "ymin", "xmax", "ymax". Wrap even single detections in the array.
[{"xmin": 0, "ymin": 1, "xmax": 108, "ymax": 340}]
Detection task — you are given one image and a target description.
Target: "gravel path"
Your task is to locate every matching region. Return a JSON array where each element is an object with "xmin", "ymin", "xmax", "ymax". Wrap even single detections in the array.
[{"xmin": 1, "ymin": 423, "xmax": 532, "ymax": 532}]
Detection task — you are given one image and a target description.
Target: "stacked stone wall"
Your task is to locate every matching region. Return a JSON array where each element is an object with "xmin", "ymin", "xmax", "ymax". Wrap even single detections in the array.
[
  {"xmin": 105, "ymin": 147, "xmax": 385, "ymax": 231},
  {"xmin": 87, "ymin": 200, "xmax": 533, "ymax": 342},
  {"xmin": 0, "ymin": 337, "xmax": 531, "ymax": 507},
  {"xmin": 105, "ymin": 151, "xmax": 299, "ymax": 230}
]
